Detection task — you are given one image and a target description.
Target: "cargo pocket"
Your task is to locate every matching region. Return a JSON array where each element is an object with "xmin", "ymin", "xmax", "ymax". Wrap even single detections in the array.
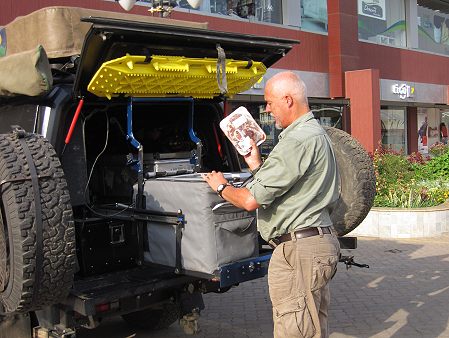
[
  {"xmin": 273, "ymin": 295, "xmax": 315, "ymax": 338},
  {"xmin": 311, "ymin": 255, "xmax": 338, "ymax": 292}
]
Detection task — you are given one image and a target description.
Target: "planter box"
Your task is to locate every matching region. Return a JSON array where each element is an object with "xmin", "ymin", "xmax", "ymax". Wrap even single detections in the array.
[{"xmin": 348, "ymin": 202, "xmax": 449, "ymax": 238}]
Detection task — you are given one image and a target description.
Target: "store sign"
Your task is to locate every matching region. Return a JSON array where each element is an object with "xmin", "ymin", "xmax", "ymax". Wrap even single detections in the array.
[
  {"xmin": 392, "ymin": 83, "xmax": 415, "ymax": 100},
  {"xmin": 358, "ymin": 0, "xmax": 386, "ymax": 20}
]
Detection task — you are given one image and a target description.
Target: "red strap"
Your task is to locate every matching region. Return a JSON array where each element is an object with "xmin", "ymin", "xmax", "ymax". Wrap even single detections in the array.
[
  {"xmin": 212, "ymin": 124, "xmax": 223, "ymax": 159},
  {"xmin": 65, "ymin": 98, "xmax": 84, "ymax": 144}
]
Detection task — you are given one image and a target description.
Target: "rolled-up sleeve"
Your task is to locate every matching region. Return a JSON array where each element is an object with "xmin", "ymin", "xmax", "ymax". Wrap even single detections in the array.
[{"xmin": 247, "ymin": 137, "xmax": 314, "ymax": 208}]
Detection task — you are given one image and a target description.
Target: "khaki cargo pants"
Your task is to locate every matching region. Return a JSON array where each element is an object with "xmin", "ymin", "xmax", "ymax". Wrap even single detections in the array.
[{"xmin": 268, "ymin": 230, "xmax": 340, "ymax": 338}]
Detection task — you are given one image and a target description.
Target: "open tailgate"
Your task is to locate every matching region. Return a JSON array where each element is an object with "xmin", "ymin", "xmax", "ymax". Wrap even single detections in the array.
[{"xmin": 74, "ymin": 17, "xmax": 298, "ymax": 99}]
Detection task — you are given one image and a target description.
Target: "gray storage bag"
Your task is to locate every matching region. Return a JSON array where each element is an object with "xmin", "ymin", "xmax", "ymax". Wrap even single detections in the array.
[{"xmin": 136, "ymin": 173, "xmax": 258, "ymax": 276}]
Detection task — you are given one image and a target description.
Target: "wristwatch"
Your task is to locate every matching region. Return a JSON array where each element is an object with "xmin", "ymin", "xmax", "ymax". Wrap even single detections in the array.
[{"xmin": 216, "ymin": 183, "xmax": 230, "ymax": 198}]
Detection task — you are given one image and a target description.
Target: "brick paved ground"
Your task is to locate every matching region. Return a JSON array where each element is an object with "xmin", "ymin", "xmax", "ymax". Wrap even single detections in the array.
[{"xmin": 78, "ymin": 236, "xmax": 449, "ymax": 338}]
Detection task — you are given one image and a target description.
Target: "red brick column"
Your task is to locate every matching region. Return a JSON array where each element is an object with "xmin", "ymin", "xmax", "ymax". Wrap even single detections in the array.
[
  {"xmin": 345, "ymin": 69, "xmax": 381, "ymax": 153},
  {"xmin": 327, "ymin": 0, "xmax": 359, "ymax": 98}
]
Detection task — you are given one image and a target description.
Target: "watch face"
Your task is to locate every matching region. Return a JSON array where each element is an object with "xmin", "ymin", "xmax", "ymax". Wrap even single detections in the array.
[{"xmin": 217, "ymin": 183, "xmax": 228, "ymax": 196}]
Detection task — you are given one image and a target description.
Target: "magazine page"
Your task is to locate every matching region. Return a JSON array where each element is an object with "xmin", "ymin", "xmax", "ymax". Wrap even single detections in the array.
[{"xmin": 219, "ymin": 106, "xmax": 266, "ymax": 155}]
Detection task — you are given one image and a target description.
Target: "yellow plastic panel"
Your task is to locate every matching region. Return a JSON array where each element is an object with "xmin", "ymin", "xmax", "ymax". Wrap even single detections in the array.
[{"xmin": 87, "ymin": 54, "xmax": 266, "ymax": 99}]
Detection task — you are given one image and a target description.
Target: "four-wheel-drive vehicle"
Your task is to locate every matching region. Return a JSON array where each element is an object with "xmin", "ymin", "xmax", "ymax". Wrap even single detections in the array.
[{"xmin": 0, "ymin": 6, "xmax": 375, "ymax": 338}]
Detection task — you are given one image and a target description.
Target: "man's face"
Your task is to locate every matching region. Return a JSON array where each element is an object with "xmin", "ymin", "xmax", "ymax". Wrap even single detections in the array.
[{"xmin": 265, "ymin": 88, "xmax": 287, "ymax": 129}]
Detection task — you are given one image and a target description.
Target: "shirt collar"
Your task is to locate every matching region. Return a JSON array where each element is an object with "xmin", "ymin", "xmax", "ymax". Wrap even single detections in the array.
[{"xmin": 278, "ymin": 111, "xmax": 315, "ymax": 139}]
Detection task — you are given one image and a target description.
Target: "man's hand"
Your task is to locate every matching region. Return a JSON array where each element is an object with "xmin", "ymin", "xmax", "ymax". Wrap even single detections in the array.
[
  {"xmin": 201, "ymin": 170, "xmax": 228, "ymax": 191},
  {"xmin": 244, "ymin": 139, "xmax": 263, "ymax": 171},
  {"xmin": 201, "ymin": 170, "xmax": 260, "ymax": 211}
]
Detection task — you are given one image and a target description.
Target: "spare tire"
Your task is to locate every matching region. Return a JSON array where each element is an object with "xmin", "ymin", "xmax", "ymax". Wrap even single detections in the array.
[
  {"xmin": 0, "ymin": 130, "xmax": 75, "ymax": 314},
  {"xmin": 324, "ymin": 127, "xmax": 376, "ymax": 236}
]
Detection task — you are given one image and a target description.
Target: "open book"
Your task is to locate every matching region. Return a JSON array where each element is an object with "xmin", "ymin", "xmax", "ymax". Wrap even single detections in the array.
[{"xmin": 219, "ymin": 106, "xmax": 266, "ymax": 156}]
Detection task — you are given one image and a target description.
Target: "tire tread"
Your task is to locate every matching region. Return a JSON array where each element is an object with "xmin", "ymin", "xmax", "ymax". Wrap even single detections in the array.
[
  {"xmin": 324, "ymin": 127, "xmax": 376, "ymax": 236},
  {"xmin": 0, "ymin": 133, "xmax": 75, "ymax": 313}
]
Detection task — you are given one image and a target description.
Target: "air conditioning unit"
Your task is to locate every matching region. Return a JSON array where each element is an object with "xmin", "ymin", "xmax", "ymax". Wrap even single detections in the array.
[{"xmin": 376, "ymin": 34, "xmax": 396, "ymax": 46}]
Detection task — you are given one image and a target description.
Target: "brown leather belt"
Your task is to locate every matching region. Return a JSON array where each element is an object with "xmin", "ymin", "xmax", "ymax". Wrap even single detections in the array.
[{"xmin": 269, "ymin": 226, "xmax": 332, "ymax": 249}]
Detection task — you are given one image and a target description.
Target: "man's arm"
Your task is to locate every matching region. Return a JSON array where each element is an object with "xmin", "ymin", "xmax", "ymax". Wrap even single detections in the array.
[
  {"xmin": 202, "ymin": 171, "xmax": 260, "ymax": 211},
  {"xmin": 202, "ymin": 140, "xmax": 261, "ymax": 211}
]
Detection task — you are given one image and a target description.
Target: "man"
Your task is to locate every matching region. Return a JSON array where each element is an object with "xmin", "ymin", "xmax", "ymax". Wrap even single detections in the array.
[{"xmin": 202, "ymin": 71, "xmax": 340, "ymax": 338}]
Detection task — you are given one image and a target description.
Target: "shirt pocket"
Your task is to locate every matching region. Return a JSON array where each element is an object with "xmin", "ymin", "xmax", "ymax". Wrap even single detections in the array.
[
  {"xmin": 273, "ymin": 295, "xmax": 316, "ymax": 338},
  {"xmin": 311, "ymin": 254, "xmax": 339, "ymax": 292}
]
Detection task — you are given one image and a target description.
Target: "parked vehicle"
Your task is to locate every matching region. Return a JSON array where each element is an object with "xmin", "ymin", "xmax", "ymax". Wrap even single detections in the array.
[{"xmin": 0, "ymin": 7, "xmax": 375, "ymax": 338}]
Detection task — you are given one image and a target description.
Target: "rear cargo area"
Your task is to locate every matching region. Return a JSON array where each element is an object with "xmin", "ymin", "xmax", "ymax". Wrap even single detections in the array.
[
  {"xmin": 83, "ymin": 100, "xmax": 235, "ymax": 206},
  {"xmin": 76, "ymin": 99, "xmax": 258, "ymax": 278}
]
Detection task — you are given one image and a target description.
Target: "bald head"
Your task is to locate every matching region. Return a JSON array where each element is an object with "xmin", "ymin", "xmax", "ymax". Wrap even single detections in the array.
[
  {"xmin": 266, "ymin": 72, "xmax": 308, "ymax": 107},
  {"xmin": 264, "ymin": 71, "xmax": 310, "ymax": 129}
]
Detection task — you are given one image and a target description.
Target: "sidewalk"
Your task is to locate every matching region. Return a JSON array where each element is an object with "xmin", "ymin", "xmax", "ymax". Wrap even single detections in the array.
[
  {"xmin": 78, "ymin": 236, "xmax": 449, "ymax": 338},
  {"xmin": 330, "ymin": 236, "xmax": 449, "ymax": 338}
]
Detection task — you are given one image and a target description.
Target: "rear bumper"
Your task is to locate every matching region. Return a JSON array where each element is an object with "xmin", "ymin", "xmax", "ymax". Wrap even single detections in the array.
[{"xmin": 218, "ymin": 253, "xmax": 271, "ymax": 288}]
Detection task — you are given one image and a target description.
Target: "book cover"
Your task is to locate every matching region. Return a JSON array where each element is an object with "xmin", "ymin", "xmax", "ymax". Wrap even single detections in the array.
[{"xmin": 219, "ymin": 106, "xmax": 266, "ymax": 155}]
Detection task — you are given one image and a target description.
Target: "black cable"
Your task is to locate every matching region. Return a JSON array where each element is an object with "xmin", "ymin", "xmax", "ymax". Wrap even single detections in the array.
[{"xmin": 83, "ymin": 111, "xmax": 135, "ymax": 218}]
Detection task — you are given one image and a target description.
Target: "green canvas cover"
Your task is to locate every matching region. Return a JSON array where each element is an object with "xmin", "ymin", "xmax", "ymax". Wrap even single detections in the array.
[
  {"xmin": 3, "ymin": 6, "xmax": 208, "ymax": 59},
  {"xmin": 0, "ymin": 45, "xmax": 52, "ymax": 97},
  {"xmin": 0, "ymin": 6, "xmax": 207, "ymax": 97}
]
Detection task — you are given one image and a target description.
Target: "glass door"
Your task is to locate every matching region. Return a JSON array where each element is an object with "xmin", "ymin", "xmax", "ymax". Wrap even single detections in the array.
[{"xmin": 381, "ymin": 107, "xmax": 407, "ymax": 153}]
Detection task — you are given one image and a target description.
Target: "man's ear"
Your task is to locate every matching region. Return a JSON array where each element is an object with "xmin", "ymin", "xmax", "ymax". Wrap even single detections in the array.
[{"xmin": 286, "ymin": 95, "xmax": 293, "ymax": 107}]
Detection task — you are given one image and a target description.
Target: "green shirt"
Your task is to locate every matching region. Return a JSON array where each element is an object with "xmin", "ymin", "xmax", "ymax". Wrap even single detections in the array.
[{"xmin": 247, "ymin": 112, "xmax": 340, "ymax": 241}]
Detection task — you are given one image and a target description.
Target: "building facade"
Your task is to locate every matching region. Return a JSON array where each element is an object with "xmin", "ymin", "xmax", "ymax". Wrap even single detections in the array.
[{"xmin": 1, "ymin": 0, "xmax": 449, "ymax": 154}]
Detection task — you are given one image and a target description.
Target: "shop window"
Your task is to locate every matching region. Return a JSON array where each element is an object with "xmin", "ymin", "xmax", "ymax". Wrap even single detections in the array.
[
  {"xmin": 209, "ymin": 0, "xmax": 228, "ymax": 15},
  {"xmin": 417, "ymin": 111, "xmax": 428, "ymax": 153},
  {"xmin": 300, "ymin": 0, "xmax": 328, "ymax": 33},
  {"xmin": 358, "ymin": 0, "xmax": 406, "ymax": 48},
  {"xmin": 177, "ymin": 0, "xmax": 200, "ymax": 10},
  {"xmin": 441, "ymin": 110, "xmax": 449, "ymax": 145},
  {"xmin": 381, "ymin": 107, "xmax": 406, "ymax": 153},
  {"xmin": 208, "ymin": 0, "xmax": 283, "ymax": 24},
  {"xmin": 417, "ymin": 5, "xmax": 449, "ymax": 56},
  {"xmin": 310, "ymin": 105, "xmax": 343, "ymax": 129},
  {"xmin": 418, "ymin": 108, "xmax": 448, "ymax": 154},
  {"xmin": 258, "ymin": 107, "xmax": 281, "ymax": 156},
  {"xmin": 140, "ymin": 0, "xmax": 283, "ymax": 24}
]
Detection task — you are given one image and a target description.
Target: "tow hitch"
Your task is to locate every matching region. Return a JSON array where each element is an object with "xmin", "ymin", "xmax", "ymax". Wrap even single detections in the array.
[
  {"xmin": 337, "ymin": 237, "xmax": 369, "ymax": 269},
  {"xmin": 339, "ymin": 255, "xmax": 369, "ymax": 269}
]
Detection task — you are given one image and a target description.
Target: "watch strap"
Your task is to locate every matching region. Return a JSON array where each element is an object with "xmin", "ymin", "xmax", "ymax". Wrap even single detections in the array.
[{"xmin": 217, "ymin": 183, "xmax": 230, "ymax": 198}]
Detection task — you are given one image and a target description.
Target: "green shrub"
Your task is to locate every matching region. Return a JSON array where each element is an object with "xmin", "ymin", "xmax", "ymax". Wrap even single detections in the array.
[
  {"xmin": 372, "ymin": 144, "xmax": 449, "ymax": 208},
  {"xmin": 429, "ymin": 142, "xmax": 449, "ymax": 157},
  {"xmin": 419, "ymin": 151, "xmax": 449, "ymax": 180}
]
